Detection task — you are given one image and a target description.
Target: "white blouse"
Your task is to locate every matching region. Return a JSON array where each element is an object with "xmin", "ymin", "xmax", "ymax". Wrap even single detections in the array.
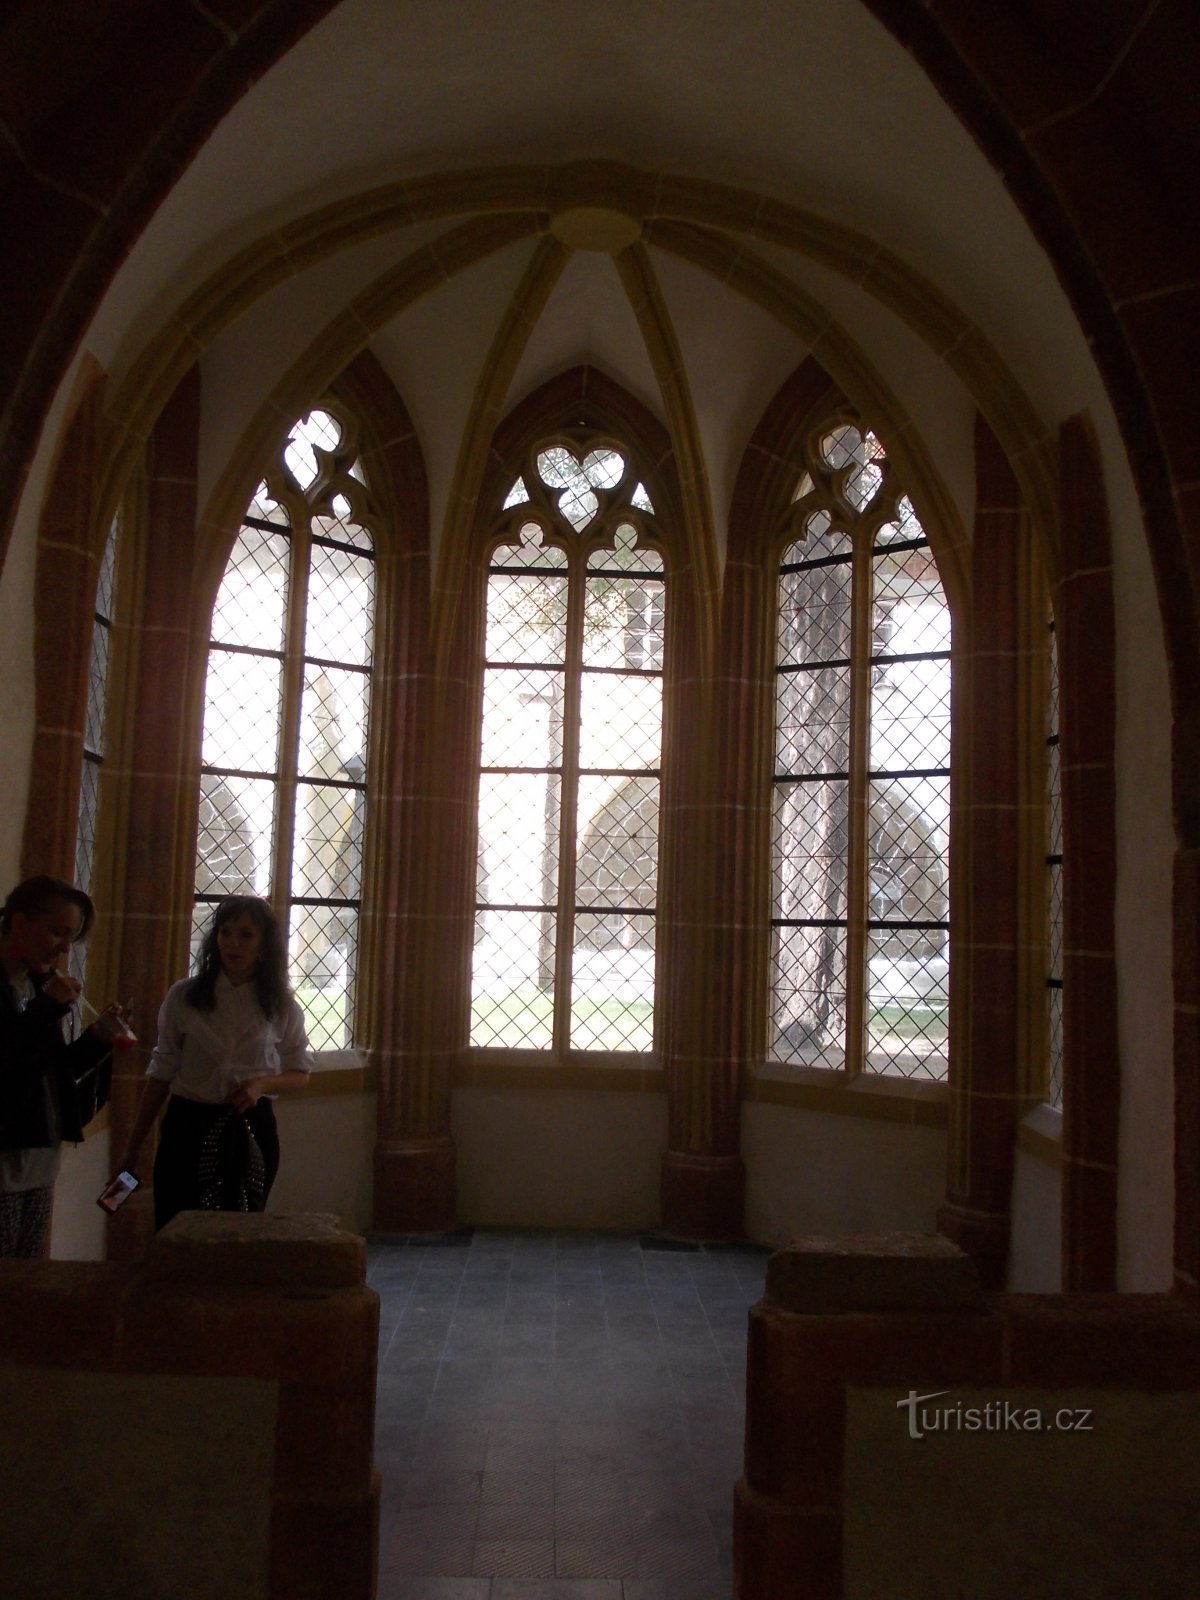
[{"xmin": 146, "ymin": 975, "xmax": 311, "ymax": 1105}]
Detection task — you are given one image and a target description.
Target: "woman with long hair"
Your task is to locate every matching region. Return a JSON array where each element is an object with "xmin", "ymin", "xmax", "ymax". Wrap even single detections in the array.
[{"xmin": 118, "ymin": 896, "xmax": 310, "ymax": 1229}]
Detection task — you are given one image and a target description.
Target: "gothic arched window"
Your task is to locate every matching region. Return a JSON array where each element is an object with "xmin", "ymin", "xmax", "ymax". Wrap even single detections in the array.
[
  {"xmin": 195, "ymin": 406, "xmax": 376, "ymax": 1050},
  {"xmin": 471, "ymin": 437, "xmax": 665, "ymax": 1055},
  {"xmin": 770, "ymin": 421, "xmax": 950, "ymax": 1080}
]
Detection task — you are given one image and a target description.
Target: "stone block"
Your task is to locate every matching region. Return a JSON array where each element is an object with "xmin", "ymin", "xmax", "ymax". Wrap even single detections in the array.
[
  {"xmin": 765, "ymin": 1232, "xmax": 983, "ymax": 1314},
  {"xmin": 143, "ymin": 1210, "xmax": 366, "ymax": 1290}
]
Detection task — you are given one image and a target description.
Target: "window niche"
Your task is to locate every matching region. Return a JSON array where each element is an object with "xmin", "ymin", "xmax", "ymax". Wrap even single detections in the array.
[
  {"xmin": 769, "ymin": 419, "xmax": 951, "ymax": 1082},
  {"xmin": 471, "ymin": 434, "xmax": 666, "ymax": 1060},
  {"xmin": 195, "ymin": 404, "xmax": 377, "ymax": 1052}
]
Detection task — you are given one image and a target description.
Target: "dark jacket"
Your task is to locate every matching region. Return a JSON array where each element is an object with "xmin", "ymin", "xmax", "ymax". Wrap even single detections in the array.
[{"xmin": 0, "ymin": 972, "xmax": 111, "ymax": 1149}]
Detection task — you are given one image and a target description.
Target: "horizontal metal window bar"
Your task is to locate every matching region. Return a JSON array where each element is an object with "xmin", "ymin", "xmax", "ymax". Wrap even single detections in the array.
[
  {"xmin": 192, "ymin": 894, "xmax": 361, "ymax": 912},
  {"xmin": 771, "ymin": 918, "xmax": 949, "ymax": 932},
  {"xmin": 304, "ymin": 653, "xmax": 370, "ymax": 676},
  {"xmin": 201, "ymin": 763, "xmax": 278, "ymax": 782},
  {"xmin": 770, "ymin": 917, "xmax": 849, "ymax": 929},
  {"xmin": 575, "ymin": 905, "xmax": 657, "ymax": 917},
  {"xmin": 870, "ymin": 648, "xmax": 951, "ymax": 665},
  {"xmin": 779, "ymin": 551, "xmax": 854, "ymax": 575},
  {"xmin": 867, "ymin": 920, "xmax": 950, "ymax": 932},
  {"xmin": 776, "ymin": 656, "xmax": 853, "ymax": 673},
  {"xmin": 1047, "ymin": 852, "xmax": 1063, "ymax": 866},
  {"xmin": 579, "ymin": 766, "xmax": 661, "ymax": 778},
  {"xmin": 867, "ymin": 765, "xmax": 950, "ymax": 780},
  {"xmin": 240, "ymin": 515, "xmax": 375, "ymax": 561},
  {"xmin": 774, "ymin": 770, "xmax": 852, "ymax": 783},
  {"xmin": 481, "ymin": 765, "xmax": 563, "ymax": 776},
  {"xmin": 311, "ymin": 532, "xmax": 375, "ymax": 559},
  {"xmin": 207, "ymin": 640, "xmax": 283, "ymax": 662},
  {"xmin": 1047, "ymin": 976, "xmax": 1064, "ymax": 990},
  {"xmin": 581, "ymin": 662, "xmax": 663, "ymax": 679},
  {"xmin": 586, "ymin": 566, "xmax": 665, "ymax": 581},
  {"xmin": 477, "ymin": 902, "xmax": 555, "ymax": 914},
  {"xmin": 296, "ymin": 774, "xmax": 367, "ymax": 793},
  {"xmin": 481, "ymin": 767, "xmax": 659, "ymax": 781},
  {"xmin": 478, "ymin": 902, "xmax": 658, "ymax": 917},
  {"xmin": 489, "ymin": 563, "xmax": 569, "ymax": 578},
  {"xmin": 484, "ymin": 659, "xmax": 567, "ymax": 674},
  {"xmin": 870, "ymin": 535, "xmax": 929, "ymax": 557},
  {"xmin": 241, "ymin": 513, "xmax": 292, "ymax": 536}
]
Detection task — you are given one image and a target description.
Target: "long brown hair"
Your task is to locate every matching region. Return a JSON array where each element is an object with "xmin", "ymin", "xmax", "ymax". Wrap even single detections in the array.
[{"xmin": 186, "ymin": 896, "xmax": 291, "ymax": 1019}]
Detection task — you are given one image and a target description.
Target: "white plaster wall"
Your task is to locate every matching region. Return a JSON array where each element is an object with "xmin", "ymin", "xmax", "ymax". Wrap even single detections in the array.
[
  {"xmin": 742, "ymin": 1101, "xmax": 947, "ymax": 1249},
  {"xmin": 452, "ymin": 1087, "xmax": 668, "ymax": 1231},
  {"xmin": 271, "ymin": 1091, "xmax": 377, "ymax": 1234},
  {"xmin": 1008, "ymin": 1147, "xmax": 1063, "ymax": 1293},
  {"xmin": 51, "ymin": 1127, "xmax": 112, "ymax": 1261}
]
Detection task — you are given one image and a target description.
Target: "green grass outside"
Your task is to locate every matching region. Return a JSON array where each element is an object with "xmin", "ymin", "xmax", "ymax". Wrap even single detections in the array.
[{"xmin": 471, "ymin": 986, "xmax": 654, "ymax": 1051}]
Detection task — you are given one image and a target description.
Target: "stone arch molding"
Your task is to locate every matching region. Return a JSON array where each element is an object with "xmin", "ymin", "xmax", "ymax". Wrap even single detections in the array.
[{"xmin": 95, "ymin": 161, "xmax": 1056, "ymax": 600}]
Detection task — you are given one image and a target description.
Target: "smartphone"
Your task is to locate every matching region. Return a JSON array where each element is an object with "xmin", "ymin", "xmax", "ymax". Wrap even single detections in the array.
[{"xmin": 97, "ymin": 1171, "xmax": 140, "ymax": 1214}]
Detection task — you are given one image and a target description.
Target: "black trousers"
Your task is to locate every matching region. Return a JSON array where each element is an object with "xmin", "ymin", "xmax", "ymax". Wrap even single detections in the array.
[{"xmin": 153, "ymin": 1094, "xmax": 280, "ymax": 1231}]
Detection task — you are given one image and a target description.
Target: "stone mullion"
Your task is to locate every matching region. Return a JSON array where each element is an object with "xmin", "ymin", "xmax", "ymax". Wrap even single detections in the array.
[
  {"xmin": 936, "ymin": 414, "xmax": 1024, "ymax": 1289},
  {"xmin": 844, "ymin": 526, "xmax": 875, "ymax": 1077},
  {"xmin": 107, "ymin": 368, "xmax": 206, "ymax": 1259}
]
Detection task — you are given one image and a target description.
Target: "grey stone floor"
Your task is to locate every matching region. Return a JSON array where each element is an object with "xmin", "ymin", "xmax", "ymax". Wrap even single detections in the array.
[{"xmin": 367, "ymin": 1228, "xmax": 769, "ymax": 1600}]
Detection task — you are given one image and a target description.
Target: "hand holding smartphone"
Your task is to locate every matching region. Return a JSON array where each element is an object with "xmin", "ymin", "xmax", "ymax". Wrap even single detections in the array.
[{"xmin": 97, "ymin": 1170, "xmax": 140, "ymax": 1214}]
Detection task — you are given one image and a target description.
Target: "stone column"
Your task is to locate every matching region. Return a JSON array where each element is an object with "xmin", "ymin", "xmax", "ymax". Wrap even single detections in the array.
[
  {"xmin": 937, "ymin": 414, "xmax": 1029, "ymax": 1287},
  {"xmin": 1057, "ymin": 414, "xmax": 1120, "ymax": 1290},
  {"xmin": 107, "ymin": 368, "xmax": 205, "ymax": 1259}
]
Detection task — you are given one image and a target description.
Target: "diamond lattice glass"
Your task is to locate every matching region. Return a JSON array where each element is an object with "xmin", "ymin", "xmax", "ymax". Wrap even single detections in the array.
[
  {"xmin": 299, "ymin": 665, "xmax": 369, "ymax": 780},
  {"xmin": 305, "ymin": 542, "xmax": 375, "ymax": 665},
  {"xmin": 480, "ymin": 667, "xmax": 565, "ymax": 769},
  {"xmin": 291, "ymin": 782, "xmax": 362, "ymax": 900},
  {"xmin": 576, "ymin": 775, "xmax": 658, "ymax": 909},
  {"xmin": 195, "ymin": 773, "xmax": 274, "ymax": 898},
  {"xmin": 865, "ymin": 935, "xmax": 948, "ymax": 1080},
  {"xmin": 476, "ymin": 770, "xmax": 561, "ymax": 908},
  {"xmin": 772, "ymin": 780, "xmax": 851, "ymax": 924},
  {"xmin": 470, "ymin": 910, "xmax": 555, "ymax": 1048},
  {"xmin": 579, "ymin": 672, "xmax": 661, "ymax": 770},
  {"xmin": 289, "ymin": 902, "xmax": 354, "ymax": 1050},
  {"xmin": 211, "ymin": 528, "xmax": 289, "ymax": 650},
  {"xmin": 486, "ymin": 570, "xmax": 568, "ymax": 664},
  {"xmin": 770, "ymin": 923, "xmax": 848, "ymax": 1068},
  {"xmin": 570, "ymin": 914, "xmax": 655, "ymax": 1051},
  {"xmin": 200, "ymin": 650, "xmax": 282, "ymax": 773}
]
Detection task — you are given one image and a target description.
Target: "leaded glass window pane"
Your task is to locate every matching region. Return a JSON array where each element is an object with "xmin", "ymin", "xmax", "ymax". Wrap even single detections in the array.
[
  {"xmin": 194, "ymin": 405, "xmax": 376, "ymax": 1050},
  {"xmin": 771, "ymin": 422, "xmax": 950, "ymax": 1082},
  {"xmin": 471, "ymin": 436, "xmax": 664, "ymax": 1057}
]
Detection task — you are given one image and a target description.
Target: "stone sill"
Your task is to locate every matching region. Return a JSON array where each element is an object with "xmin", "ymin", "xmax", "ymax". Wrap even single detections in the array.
[
  {"xmin": 746, "ymin": 1062, "xmax": 949, "ymax": 1127},
  {"xmin": 1016, "ymin": 1100, "xmax": 1063, "ymax": 1167}
]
